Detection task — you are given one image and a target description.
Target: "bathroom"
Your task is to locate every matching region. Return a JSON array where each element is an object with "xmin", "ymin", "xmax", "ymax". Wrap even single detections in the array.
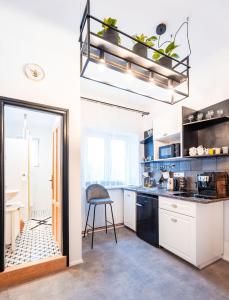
[{"xmin": 4, "ymin": 105, "xmax": 63, "ymax": 267}]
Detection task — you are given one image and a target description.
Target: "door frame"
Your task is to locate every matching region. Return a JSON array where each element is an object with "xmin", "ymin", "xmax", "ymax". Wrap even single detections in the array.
[{"xmin": 0, "ymin": 96, "xmax": 69, "ymax": 272}]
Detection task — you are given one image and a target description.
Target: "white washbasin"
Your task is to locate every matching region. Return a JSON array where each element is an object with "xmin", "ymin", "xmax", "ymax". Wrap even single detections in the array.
[{"xmin": 5, "ymin": 189, "xmax": 19, "ymax": 201}]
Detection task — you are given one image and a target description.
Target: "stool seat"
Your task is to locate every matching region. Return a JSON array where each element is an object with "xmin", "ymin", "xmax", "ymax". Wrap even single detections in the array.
[
  {"xmin": 84, "ymin": 184, "xmax": 117, "ymax": 248},
  {"xmin": 89, "ymin": 198, "xmax": 113, "ymax": 205}
]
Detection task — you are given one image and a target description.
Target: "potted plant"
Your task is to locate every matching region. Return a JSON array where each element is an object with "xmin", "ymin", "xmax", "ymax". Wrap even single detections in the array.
[
  {"xmin": 153, "ymin": 41, "xmax": 179, "ymax": 68},
  {"xmin": 97, "ymin": 17, "xmax": 120, "ymax": 45},
  {"xmin": 132, "ymin": 34, "xmax": 157, "ymax": 57}
]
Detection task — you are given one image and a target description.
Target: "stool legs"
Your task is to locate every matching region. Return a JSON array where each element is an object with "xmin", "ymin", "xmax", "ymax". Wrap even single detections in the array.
[
  {"xmin": 84, "ymin": 203, "xmax": 91, "ymax": 237},
  {"xmin": 105, "ymin": 204, "xmax": 107, "ymax": 234},
  {"xmin": 91, "ymin": 204, "xmax": 97, "ymax": 249},
  {"xmin": 110, "ymin": 204, "xmax": 117, "ymax": 243}
]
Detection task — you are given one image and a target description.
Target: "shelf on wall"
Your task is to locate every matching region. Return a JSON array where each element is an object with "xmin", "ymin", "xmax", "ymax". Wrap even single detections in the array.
[
  {"xmin": 140, "ymin": 156, "xmax": 193, "ymax": 163},
  {"xmin": 183, "ymin": 154, "xmax": 229, "ymax": 159},
  {"xmin": 183, "ymin": 115, "xmax": 229, "ymax": 127}
]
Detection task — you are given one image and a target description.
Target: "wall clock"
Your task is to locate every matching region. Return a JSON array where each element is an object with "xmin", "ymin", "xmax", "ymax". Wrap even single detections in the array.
[{"xmin": 24, "ymin": 63, "xmax": 45, "ymax": 81}]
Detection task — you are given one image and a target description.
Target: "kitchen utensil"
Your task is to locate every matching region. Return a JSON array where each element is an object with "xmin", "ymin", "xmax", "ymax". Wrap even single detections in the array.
[{"xmin": 222, "ymin": 146, "xmax": 229, "ymax": 154}]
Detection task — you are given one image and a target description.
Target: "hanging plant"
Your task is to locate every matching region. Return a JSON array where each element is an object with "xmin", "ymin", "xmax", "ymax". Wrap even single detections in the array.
[
  {"xmin": 97, "ymin": 17, "xmax": 121, "ymax": 45},
  {"xmin": 151, "ymin": 18, "xmax": 192, "ymax": 68},
  {"xmin": 153, "ymin": 41, "xmax": 179, "ymax": 61},
  {"xmin": 132, "ymin": 34, "xmax": 157, "ymax": 57},
  {"xmin": 152, "ymin": 40, "xmax": 180, "ymax": 68}
]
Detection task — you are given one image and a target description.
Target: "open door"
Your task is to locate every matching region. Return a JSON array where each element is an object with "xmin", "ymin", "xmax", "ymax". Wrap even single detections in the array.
[{"xmin": 52, "ymin": 124, "xmax": 62, "ymax": 246}]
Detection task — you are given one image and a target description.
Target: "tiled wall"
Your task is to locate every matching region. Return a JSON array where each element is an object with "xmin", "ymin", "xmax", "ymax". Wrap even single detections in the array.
[{"xmin": 146, "ymin": 157, "xmax": 229, "ymax": 190}]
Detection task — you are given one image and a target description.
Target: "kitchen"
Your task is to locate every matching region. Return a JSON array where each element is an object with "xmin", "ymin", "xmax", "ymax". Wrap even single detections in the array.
[
  {"xmin": 1, "ymin": 0, "xmax": 229, "ymax": 299},
  {"xmin": 79, "ymin": 0, "xmax": 229, "ymax": 298},
  {"xmin": 82, "ymin": 98, "xmax": 229, "ymax": 270}
]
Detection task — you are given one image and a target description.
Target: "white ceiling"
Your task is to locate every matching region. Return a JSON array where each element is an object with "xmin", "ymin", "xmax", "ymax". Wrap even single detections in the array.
[{"xmin": 2, "ymin": 0, "xmax": 229, "ymax": 112}]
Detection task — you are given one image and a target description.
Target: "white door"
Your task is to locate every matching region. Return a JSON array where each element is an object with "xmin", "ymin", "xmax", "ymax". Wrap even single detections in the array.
[{"xmin": 124, "ymin": 190, "xmax": 136, "ymax": 231}]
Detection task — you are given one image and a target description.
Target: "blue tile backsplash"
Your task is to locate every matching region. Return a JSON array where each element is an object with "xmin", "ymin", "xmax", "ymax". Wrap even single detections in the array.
[{"xmin": 146, "ymin": 157, "xmax": 229, "ymax": 190}]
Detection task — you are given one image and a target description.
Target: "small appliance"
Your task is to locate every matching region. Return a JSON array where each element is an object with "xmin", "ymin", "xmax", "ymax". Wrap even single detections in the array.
[
  {"xmin": 159, "ymin": 143, "xmax": 180, "ymax": 159},
  {"xmin": 197, "ymin": 172, "xmax": 229, "ymax": 198}
]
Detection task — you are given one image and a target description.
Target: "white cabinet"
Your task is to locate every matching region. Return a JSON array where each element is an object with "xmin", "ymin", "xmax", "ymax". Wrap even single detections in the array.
[
  {"xmin": 123, "ymin": 190, "xmax": 136, "ymax": 231},
  {"xmin": 159, "ymin": 209, "xmax": 196, "ymax": 263},
  {"xmin": 159, "ymin": 196, "xmax": 224, "ymax": 269},
  {"xmin": 153, "ymin": 108, "xmax": 182, "ymax": 140}
]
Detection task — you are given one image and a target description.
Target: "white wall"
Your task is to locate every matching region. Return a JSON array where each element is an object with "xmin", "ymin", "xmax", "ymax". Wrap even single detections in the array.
[
  {"xmin": 81, "ymin": 100, "xmax": 145, "ymax": 229},
  {"xmin": 30, "ymin": 126, "xmax": 53, "ymax": 213},
  {"xmin": 0, "ymin": 1, "xmax": 82, "ymax": 265}
]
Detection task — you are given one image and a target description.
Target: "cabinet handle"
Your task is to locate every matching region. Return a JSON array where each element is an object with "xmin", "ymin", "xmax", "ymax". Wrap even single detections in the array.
[
  {"xmin": 171, "ymin": 218, "xmax": 177, "ymax": 223},
  {"xmin": 136, "ymin": 203, "xmax": 143, "ymax": 207},
  {"xmin": 172, "ymin": 204, "xmax": 177, "ymax": 208}
]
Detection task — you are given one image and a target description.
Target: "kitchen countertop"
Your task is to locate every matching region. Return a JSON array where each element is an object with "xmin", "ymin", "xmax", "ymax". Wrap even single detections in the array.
[{"xmin": 123, "ymin": 186, "xmax": 229, "ymax": 204}]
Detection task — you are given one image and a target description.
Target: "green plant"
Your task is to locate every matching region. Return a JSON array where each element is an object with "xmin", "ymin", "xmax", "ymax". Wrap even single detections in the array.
[
  {"xmin": 97, "ymin": 17, "xmax": 120, "ymax": 42},
  {"xmin": 153, "ymin": 41, "xmax": 179, "ymax": 61},
  {"xmin": 133, "ymin": 33, "xmax": 157, "ymax": 47}
]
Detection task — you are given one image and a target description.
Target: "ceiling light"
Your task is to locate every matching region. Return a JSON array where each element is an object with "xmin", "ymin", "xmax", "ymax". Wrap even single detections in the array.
[
  {"xmin": 99, "ymin": 50, "xmax": 105, "ymax": 63},
  {"xmin": 126, "ymin": 62, "xmax": 132, "ymax": 73},
  {"xmin": 98, "ymin": 63, "xmax": 106, "ymax": 72},
  {"xmin": 149, "ymin": 72, "xmax": 155, "ymax": 83}
]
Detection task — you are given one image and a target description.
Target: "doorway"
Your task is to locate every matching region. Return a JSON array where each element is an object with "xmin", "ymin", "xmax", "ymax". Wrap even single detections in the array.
[{"xmin": 0, "ymin": 97, "xmax": 69, "ymax": 273}]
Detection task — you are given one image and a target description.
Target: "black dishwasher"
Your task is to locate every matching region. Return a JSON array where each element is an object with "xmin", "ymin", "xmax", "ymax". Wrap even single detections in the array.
[{"xmin": 136, "ymin": 193, "xmax": 159, "ymax": 247}]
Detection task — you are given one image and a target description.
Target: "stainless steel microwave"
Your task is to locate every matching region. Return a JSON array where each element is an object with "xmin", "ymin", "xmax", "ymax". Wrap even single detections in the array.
[{"xmin": 159, "ymin": 143, "xmax": 180, "ymax": 159}]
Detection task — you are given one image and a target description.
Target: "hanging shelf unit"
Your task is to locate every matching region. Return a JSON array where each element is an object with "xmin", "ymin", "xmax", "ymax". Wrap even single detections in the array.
[{"xmin": 79, "ymin": 1, "xmax": 190, "ymax": 105}]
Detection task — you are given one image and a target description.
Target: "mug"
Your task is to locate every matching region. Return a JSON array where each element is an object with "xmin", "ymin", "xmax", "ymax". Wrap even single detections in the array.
[
  {"xmin": 197, "ymin": 145, "xmax": 204, "ymax": 156},
  {"xmin": 189, "ymin": 147, "xmax": 197, "ymax": 156},
  {"xmin": 204, "ymin": 148, "xmax": 209, "ymax": 155},
  {"xmin": 208, "ymin": 148, "xmax": 214, "ymax": 155},
  {"xmin": 214, "ymin": 148, "xmax": 221, "ymax": 155},
  {"xmin": 222, "ymin": 146, "xmax": 229, "ymax": 154}
]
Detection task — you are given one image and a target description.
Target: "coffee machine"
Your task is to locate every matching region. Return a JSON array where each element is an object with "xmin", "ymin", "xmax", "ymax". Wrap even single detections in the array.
[{"xmin": 197, "ymin": 172, "xmax": 229, "ymax": 198}]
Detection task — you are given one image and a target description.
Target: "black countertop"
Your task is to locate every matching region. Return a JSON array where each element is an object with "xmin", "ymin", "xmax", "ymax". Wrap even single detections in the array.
[{"xmin": 123, "ymin": 186, "xmax": 229, "ymax": 204}]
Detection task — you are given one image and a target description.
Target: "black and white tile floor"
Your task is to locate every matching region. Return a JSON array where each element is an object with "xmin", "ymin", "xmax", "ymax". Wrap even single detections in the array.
[{"xmin": 5, "ymin": 218, "xmax": 61, "ymax": 267}]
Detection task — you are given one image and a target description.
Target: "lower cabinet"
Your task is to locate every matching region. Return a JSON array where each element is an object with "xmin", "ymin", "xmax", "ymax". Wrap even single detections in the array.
[
  {"xmin": 123, "ymin": 190, "xmax": 136, "ymax": 231},
  {"xmin": 159, "ymin": 196, "xmax": 224, "ymax": 269}
]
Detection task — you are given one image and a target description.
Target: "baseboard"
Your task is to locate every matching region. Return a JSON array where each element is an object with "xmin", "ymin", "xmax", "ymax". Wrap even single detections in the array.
[
  {"xmin": 223, "ymin": 241, "xmax": 229, "ymax": 262},
  {"xmin": 69, "ymin": 258, "xmax": 84, "ymax": 266}
]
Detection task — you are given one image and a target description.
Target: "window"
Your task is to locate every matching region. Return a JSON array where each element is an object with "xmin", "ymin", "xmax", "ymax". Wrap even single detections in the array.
[{"xmin": 84, "ymin": 131, "xmax": 139, "ymax": 187}]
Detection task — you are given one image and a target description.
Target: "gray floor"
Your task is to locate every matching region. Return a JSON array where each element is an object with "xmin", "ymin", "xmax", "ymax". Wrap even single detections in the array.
[{"xmin": 1, "ymin": 227, "xmax": 229, "ymax": 300}]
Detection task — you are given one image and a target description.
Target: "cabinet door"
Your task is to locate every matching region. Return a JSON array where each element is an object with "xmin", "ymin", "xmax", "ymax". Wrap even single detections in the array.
[
  {"xmin": 159, "ymin": 209, "xmax": 196, "ymax": 264},
  {"xmin": 124, "ymin": 191, "xmax": 136, "ymax": 231}
]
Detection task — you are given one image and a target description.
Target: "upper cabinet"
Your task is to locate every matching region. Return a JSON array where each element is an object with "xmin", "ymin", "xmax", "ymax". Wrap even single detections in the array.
[
  {"xmin": 153, "ymin": 107, "xmax": 182, "ymax": 140},
  {"xmin": 153, "ymin": 107, "xmax": 182, "ymax": 160}
]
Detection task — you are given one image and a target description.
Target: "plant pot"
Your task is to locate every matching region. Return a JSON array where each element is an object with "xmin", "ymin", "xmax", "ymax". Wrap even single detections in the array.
[
  {"xmin": 132, "ymin": 42, "xmax": 147, "ymax": 58},
  {"xmin": 103, "ymin": 28, "xmax": 119, "ymax": 45},
  {"xmin": 158, "ymin": 56, "xmax": 172, "ymax": 68}
]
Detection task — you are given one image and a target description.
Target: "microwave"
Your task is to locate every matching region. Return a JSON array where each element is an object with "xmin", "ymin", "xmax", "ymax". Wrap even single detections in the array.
[{"xmin": 159, "ymin": 143, "xmax": 180, "ymax": 159}]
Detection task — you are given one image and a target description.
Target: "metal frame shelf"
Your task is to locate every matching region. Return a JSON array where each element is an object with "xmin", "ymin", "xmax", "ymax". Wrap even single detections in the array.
[{"xmin": 79, "ymin": 0, "xmax": 190, "ymax": 105}]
